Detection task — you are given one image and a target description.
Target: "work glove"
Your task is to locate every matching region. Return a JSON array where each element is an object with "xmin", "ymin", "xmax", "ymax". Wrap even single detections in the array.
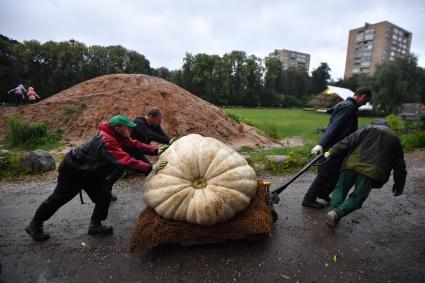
[
  {"xmin": 311, "ymin": 145, "xmax": 323, "ymax": 155},
  {"xmin": 152, "ymin": 161, "xmax": 168, "ymax": 173},
  {"xmin": 170, "ymin": 135, "xmax": 183, "ymax": 144},
  {"xmin": 157, "ymin": 145, "xmax": 170, "ymax": 155},
  {"xmin": 393, "ymin": 184, "xmax": 404, "ymax": 197}
]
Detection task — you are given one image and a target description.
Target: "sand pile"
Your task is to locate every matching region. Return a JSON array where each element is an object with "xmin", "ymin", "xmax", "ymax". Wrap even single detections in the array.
[{"xmin": 0, "ymin": 74, "xmax": 276, "ymax": 149}]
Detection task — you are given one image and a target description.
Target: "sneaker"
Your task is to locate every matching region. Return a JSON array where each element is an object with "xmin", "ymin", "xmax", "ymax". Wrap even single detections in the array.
[
  {"xmin": 88, "ymin": 222, "xmax": 113, "ymax": 235},
  {"xmin": 302, "ymin": 200, "xmax": 326, "ymax": 209},
  {"xmin": 25, "ymin": 221, "xmax": 50, "ymax": 241},
  {"xmin": 326, "ymin": 211, "xmax": 339, "ymax": 228}
]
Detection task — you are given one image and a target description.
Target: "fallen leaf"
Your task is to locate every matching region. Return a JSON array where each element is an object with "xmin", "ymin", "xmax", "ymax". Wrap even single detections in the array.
[
  {"xmin": 333, "ymin": 255, "xmax": 337, "ymax": 263},
  {"xmin": 280, "ymin": 274, "xmax": 291, "ymax": 280},
  {"xmin": 325, "ymin": 263, "xmax": 330, "ymax": 267},
  {"xmin": 364, "ymin": 240, "xmax": 369, "ymax": 245}
]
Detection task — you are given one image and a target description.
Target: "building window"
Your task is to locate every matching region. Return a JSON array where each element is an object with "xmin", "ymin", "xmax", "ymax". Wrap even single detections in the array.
[
  {"xmin": 356, "ymin": 32, "xmax": 364, "ymax": 42},
  {"xmin": 364, "ymin": 29, "xmax": 375, "ymax": 41}
]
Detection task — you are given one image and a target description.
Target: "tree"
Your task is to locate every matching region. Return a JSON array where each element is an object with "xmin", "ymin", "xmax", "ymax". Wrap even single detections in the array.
[
  {"xmin": 262, "ymin": 57, "xmax": 282, "ymax": 106},
  {"xmin": 310, "ymin": 62, "xmax": 331, "ymax": 94},
  {"xmin": 371, "ymin": 55, "xmax": 423, "ymax": 113},
  {"xmin": 0, "ymin": 35, "xmax": 154, "ymax": 103}
]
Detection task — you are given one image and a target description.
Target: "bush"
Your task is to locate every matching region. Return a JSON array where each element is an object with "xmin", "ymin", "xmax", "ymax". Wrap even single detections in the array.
[
  {"xmin": 400, "ymin": 131, "xmax": 425, "ymax": 151},
  {"xmin": 385, "ymin": 114, "xmax": 405, "ymax": 134},
  {"xmin": 0, "ymin": 152, "xmax": 27, "ymax": 179},
  {"xmin": 4, "ymin": 117, "xmax": 63, "ymax": 149}
]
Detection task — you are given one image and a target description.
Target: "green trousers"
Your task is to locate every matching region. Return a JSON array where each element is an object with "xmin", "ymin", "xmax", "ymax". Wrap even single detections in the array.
[{"xmin": 330, "ymin": 170, "xmax": 373, "ymax": 218}]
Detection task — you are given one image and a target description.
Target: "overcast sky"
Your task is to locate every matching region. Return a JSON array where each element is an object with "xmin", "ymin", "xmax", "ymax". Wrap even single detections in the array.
[{"xmin": 1, "ymin": 0, "xmax": 424, "ymax": 79}]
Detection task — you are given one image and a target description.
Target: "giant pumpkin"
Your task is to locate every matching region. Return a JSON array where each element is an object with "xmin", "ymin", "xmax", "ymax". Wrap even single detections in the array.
[{"xmin": 143, "ymin": 134, "xmax": 257, "ymax": 225}]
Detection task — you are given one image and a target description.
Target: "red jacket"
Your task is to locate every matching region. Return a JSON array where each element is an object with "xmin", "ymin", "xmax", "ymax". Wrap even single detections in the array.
[{"xmin": 68, "ymin": 122, "xmax": 157, "ymax": 176}]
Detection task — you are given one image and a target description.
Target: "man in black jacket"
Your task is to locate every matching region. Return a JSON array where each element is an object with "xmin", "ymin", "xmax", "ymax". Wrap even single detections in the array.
[
  {"xmin": 25, "ymin": 115, "xmax": 167, "ymax": 241},
  {"xmin": 302, "ymin": 88, "xmax": 372, "ymax": 209},
  {"xmin": 131, "ymin": 107, "xmax": 171, "ymax": 145},
  {"xmin": 107, "ymin": 107, "xmax": 176, "ymax": 200}
]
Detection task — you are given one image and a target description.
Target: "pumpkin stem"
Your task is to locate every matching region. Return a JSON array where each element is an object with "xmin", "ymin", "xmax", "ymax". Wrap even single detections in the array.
[{"xmin": 192, "ymin": 177, "xmax": 207, "ymax": 189}]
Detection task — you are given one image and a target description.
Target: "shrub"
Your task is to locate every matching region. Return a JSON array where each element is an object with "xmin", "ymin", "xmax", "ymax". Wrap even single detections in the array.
[
  {"xmin": 0, "ymin": 152, "xmax": 26, "ymax": 179},
  {"xmin": 400, "ymin": 131, "xmax": 425, "ymax": 151},
  {"xmin": 385, "ymin": 114, "xmax": 404, "ymax": 134},
  {"xmin": 4, "ymin": 117, "xmax": 63, "ymax": 149}
]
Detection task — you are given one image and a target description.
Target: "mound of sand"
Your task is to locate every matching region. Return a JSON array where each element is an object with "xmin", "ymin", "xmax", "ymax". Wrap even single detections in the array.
[{"xmin": 0, "ymin": 74, "xmax": 277, "ymax": 149}]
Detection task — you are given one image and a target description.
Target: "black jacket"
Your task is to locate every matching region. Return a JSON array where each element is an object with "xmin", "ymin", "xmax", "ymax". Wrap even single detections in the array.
[
  {"xmin": 319, "ymin": 97, "xmax": 358, "ymax": 150},
  {"xmin": 67, "ymin": 122, "xmax": 155, "ymax": 178},
  {"xmin": 131, "ymin": 117, "xmax": 170, "ymax": 145}
]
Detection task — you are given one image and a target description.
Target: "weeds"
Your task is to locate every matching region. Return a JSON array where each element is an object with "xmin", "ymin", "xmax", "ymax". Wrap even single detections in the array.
[
  {"xmin": 4, "ymin": 116, "xmax": 63, "ymax": 150},
  {"xmin": 61, "ymin": 103, "xmax": 87, "ymax": 122}
]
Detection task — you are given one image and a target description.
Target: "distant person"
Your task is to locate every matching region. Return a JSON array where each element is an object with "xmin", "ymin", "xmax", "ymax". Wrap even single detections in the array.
[
  {"xmin": 325, "ymin": 119, "xmax": 407, "ymax": 228},
  {"xmin": 8, "ymin": 84, "xmax": 27, "ymax": 105},
  {"xmin": 27, "ymin": 86, "xmax": 40, "ymax": 103},
  {"xmin": 25, "ymin": 115, "xmax": 168, "ymax": 241},
  {"xmin": 106, "ymin": 107, "xmax": 180, "ymax": 201},
  {"xmin": 302, "ymin": 88, "xmax": 372, "ymax": 209}
]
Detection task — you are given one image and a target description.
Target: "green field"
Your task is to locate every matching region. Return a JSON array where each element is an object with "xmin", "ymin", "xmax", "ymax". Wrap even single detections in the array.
[{"xmin": 225, "ymin": 108, "xmax": 375, "ymax": 142}]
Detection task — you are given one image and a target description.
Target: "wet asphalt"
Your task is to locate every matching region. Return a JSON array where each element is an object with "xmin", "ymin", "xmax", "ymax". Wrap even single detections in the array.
[{"xmin": 0, "ymin": 150, "xmax": 424, "ymax": 283}]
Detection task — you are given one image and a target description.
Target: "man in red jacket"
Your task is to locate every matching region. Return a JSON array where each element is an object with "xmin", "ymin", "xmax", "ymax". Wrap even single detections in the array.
[{"xmin": 25, "ymin": 115, "xmax": 167, "ymax": 241}]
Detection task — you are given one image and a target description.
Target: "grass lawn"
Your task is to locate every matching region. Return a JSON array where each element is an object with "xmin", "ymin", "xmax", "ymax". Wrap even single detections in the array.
[{"xmin": 225, "ymin": 108, "xmax": 375, "ymax": 143}]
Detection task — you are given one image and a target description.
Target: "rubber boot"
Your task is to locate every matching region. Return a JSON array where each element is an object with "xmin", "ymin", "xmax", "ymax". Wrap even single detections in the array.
[{"xmin": 25, "ymin": 221, "xmax": 50, "ymax": 241}]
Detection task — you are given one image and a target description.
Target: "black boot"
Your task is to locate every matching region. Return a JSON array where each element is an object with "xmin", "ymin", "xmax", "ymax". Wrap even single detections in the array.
[
  {"xmin": 302, "ymin": 199, "xmax": 326, "ymax": 209},
  {"xmin": 25, "ymin": 221, "xmax": 50, "ymax": 241},
  {"xmin": 88, "ymin": 220, "xmax": 113, "ymax": 235},
  {"xmin": 110, "ymin": 193, "xmax": 117, "ymax": 202}
]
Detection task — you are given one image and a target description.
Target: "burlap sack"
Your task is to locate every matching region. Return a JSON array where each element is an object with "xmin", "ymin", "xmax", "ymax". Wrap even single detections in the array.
[{"xmin": 129, "ymin": 180, "xmax": 273, "ymax": 252}]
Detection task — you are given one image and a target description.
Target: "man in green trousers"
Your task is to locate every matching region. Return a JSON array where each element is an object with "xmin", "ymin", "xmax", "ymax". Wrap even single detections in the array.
[{"xmin": 324, "ymin": 119, "xmax": 407, "ymax": 228}]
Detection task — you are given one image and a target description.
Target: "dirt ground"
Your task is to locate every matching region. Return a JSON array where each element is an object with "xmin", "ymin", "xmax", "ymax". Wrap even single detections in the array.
[{"xmin": 1, "ymin": 150, "xmax": 424, "ymax": 283}]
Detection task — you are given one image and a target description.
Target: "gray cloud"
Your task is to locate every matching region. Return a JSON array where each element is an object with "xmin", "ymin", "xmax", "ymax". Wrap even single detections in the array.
[{"xmin": 1, "ymin": 0, "xmax": 424, "ymax": 79}]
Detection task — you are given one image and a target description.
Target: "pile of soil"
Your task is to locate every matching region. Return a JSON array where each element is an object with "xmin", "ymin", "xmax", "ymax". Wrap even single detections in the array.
[{"xmin": 0, "ymin": 74, "xmax": 277, "ymax": 149}]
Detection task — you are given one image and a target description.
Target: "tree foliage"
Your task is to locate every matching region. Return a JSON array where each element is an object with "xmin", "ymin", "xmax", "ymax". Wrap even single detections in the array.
[
  {"xmin": 0, "ymin": 35, "xmax": 152, "ymax": 103},
  {"xmin": 335, "ymin": 55, "xmax": 425, "ymax": 114}
]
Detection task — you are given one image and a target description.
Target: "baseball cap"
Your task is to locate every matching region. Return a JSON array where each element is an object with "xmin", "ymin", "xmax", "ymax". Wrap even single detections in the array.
[{"xmin": 109, "ymin": 115, "xmax": 137, "ymax": 128}]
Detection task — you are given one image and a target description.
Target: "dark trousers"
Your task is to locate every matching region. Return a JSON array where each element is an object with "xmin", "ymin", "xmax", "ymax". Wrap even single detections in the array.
[
  {"xmin": 15, "ymin": 94, "xmax": 24, "ymax": 105},
  {"xmin": 303, "ymin": 155, "xmax": 345, "ymax": 202},
  {"xmin": 32, "ymin": 158, "xmax": 111, "ymax": 225},
  {"xmin": 106, "ymin": 147, "xmax": 152, "ymax": 186}
]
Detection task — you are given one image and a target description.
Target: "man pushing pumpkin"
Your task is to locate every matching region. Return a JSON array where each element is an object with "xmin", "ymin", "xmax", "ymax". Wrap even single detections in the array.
[
  {"xmin": 106, "ymin": 107, "xmax": 181, "ymax": 201},
  {"xmin": 25, "ymin": 115, "xmax": 168, "ymax": 241}
]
